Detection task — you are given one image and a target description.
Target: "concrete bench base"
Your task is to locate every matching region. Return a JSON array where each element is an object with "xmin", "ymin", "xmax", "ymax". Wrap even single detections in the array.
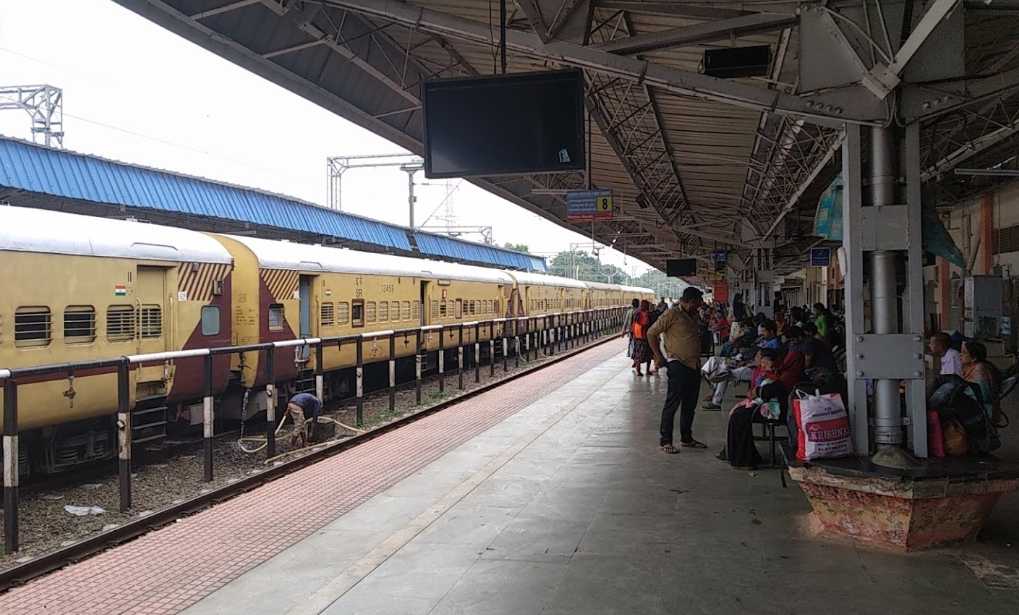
[{"xmin": 788, "ymin": 464, "xmax": 1018, "ymax": 551}]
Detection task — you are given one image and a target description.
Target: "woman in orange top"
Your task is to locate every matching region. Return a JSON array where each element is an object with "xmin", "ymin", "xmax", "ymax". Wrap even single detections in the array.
[{"xmin": 631, "ymin": 300, "xmax": 653, "ymax": 376}]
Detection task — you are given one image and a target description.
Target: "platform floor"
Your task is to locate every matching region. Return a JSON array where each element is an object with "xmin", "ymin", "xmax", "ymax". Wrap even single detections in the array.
[{"xmin": 4, "ymin": 339, "xmax": 1019, "ymax": 614}]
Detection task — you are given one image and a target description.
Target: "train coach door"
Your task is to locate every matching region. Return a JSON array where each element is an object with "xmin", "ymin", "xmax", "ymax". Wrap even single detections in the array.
[
  {"xmin": 419, "ymin": 281, "xmax": 429, "ymax": 326},
  {"xmin": 136, "ymin": 266, "xmax": 168, "ymax": 382},
  {"xmin": 297, "ymin": 275, "xmax": 314, "ymax": 362}
]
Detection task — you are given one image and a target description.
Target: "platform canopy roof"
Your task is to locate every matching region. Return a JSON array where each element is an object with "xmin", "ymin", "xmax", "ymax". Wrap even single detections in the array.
[
  {"xmin": 0, "ymin": 136, "xmax": 544, "ymax": 271},
  {"xmin": 115, "ymin": 0, "xmax": 1019, "ymax": 277}
]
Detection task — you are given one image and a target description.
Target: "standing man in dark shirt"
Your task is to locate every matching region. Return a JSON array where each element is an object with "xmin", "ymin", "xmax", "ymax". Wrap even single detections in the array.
[{"xmin": 732, "ymin": 293, "xmax": 747, "ymax": 322}]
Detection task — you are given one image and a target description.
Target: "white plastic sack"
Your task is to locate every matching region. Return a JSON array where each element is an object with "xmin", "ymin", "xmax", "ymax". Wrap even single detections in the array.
[
  {"xmin": 64, "ymin": 505, "xmax": 105, "ymax": 516},
  {"xmin": 794, "ymin": 392, "xmax": 851, "ymax": 462}
]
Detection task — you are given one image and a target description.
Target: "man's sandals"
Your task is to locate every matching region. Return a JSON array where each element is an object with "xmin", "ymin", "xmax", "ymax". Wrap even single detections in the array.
[{"xmin": 661, "ymin": 439, "xmax": 707, "ymax": 454}]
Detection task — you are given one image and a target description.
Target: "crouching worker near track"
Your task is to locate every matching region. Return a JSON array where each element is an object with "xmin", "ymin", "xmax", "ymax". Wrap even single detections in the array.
[
  {"xmin": 648, "ymin": 287, "xmax": 706, "ymax": 454},
  {"xmin": 287, "ymin": 392, "xmax": 322, "ymax": 448}
]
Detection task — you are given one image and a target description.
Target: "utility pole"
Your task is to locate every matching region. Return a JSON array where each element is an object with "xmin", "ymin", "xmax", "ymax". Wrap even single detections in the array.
[
  {"xmin": 400, "ymin": 162, "xmax": 423, "ymax": 228},
  {"xmin": 0, "ymin": 84, "xmax": 64, "ymax": 147},
  {"xmin": 326, "ymin": 153, "xmax": 422, "ymax": 213}
]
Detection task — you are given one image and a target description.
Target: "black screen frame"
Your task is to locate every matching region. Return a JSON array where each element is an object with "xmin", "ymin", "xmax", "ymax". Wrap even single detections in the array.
[
  {"xmin": 666, "ymin": 258, "xmax": 698, "ymax": 277},
  {"xmin": 422, "ymin": 69, "xmax": 587, "ymax": 179}
]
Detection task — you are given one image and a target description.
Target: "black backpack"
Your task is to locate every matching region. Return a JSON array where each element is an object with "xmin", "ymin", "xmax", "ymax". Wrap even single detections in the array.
[{"xmin": 928, "ymin": 375, "xmax": 1001, "ymax": 454}]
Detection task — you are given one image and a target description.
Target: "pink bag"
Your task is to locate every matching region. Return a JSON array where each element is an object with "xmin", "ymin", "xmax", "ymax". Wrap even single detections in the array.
[{"xmin": 793, "ymin": 392, "xmax": 851, "ymax": 462}]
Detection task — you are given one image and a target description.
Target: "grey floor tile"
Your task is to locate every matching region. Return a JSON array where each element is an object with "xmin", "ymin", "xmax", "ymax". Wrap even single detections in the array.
[
  {"xmin": 321, "ymin": 594, "xmax": 438, "ymax": 615},
  {"xmin": 430, "ymin": 559, "xmax": 569, "ymax": 615},
  {"xmin": 481, "ymin": 515, "xmax": 590, "ymax": 562}
]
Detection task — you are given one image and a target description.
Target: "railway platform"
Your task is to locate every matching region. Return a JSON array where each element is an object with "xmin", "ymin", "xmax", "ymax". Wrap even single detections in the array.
[{"xmin": 2, "ymin": 338, "xmax": 1019, "ymax": 614}]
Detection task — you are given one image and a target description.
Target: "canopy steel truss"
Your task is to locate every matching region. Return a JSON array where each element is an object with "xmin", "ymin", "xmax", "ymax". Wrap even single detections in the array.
[{"xmin": 113, "ymin": 0, "xmax": 1019, "ymax": 274}]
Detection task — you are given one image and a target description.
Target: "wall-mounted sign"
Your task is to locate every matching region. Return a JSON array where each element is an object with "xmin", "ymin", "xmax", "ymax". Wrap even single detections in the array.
[
  {"xmin": 713, "ymin": 282, "xmax": 729, "ymax": 302},
  {"xmin": 809, "ymin": 247, "xmax": 832, "ymax": 267}
]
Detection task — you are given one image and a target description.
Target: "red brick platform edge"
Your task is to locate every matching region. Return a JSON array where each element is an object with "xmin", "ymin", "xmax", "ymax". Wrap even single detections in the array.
[
  {"xmin": 789, "ymin": 465, "xmax": 1019, "ymax": 552},
  {"xmin": 0, "ymin": 341, "xmax": 626, "ymax": 615}
]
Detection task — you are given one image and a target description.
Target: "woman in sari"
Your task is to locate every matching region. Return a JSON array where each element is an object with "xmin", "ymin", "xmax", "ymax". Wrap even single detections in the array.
[
  {"xmin": 960, "ymin": 340, "xmax": 1003, "ymax": 426},
  {"xmin": 630, "ymin": 300, "xmax": 654, "ymax": 376}
]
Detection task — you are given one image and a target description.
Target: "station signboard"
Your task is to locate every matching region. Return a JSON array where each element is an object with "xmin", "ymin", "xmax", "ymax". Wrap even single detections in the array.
[
  {"xmin": 809, "ymin": 247, "xmax": 832, "ymax": 267},
  {"xmin": 566, "ymin": 190, "xmax": 613, "ymax": 222},
  {"xmin": 712, "ymin": 281, "xmax": 729, "ymax": 302}
]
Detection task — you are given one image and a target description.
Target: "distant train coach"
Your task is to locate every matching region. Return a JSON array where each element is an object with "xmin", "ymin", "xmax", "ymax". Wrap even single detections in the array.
[{"xmin": 0, "ymin": 206, "xmax": 653, "ymax": 473}]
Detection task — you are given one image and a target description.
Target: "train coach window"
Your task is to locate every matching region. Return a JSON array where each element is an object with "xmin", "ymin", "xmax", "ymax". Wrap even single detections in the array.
[
  {"xmin": 15, "ymin": 306, "xmax": 51, "ymax": 347},
  {"xmin": 439, "ymin": 301, "xmax": 447, "ymax": 318},
  {"xmin": 412, "ymin": 300, "xmax": 420, "ymax": 320},
  {"xmin": 201, "ymin": 306, "xmax": 221, "ymax": 336},
  {"xmin": 366, "ymin": 301, "xmax": 377, "ymax": 323},
  {"xmin": 378, "ymin": 301, "xmax": 389, "ymax": 322},
  {"xmin": 431, "ymin": 300, "xmax": 439, "ymax": 318},
  {"xmin": 351, "ymin": 300, "xmax": 364, "ymax": 328},
  {"xmin": 141, "ymin": 305, "xmax": 162, "ymax": 338},
  {"xmin": 64, "ymin": 306, "xmax": 96, "ymax": 344},
  {"xmin": 455, "ymin": 299, "xmax": 463, "ymax": 319},
  {"xmin": 337, "ymin": 301, "xmax": 350, "ymax": 325},
  {"xmin": 401, "ymin": 301, "xmax": 411, "ymax": 320},
  {"xmin": 268, "ymin": 304, "xmax": 285, "ymax": 331},
  {"xmin": 107, "ymin": 305, "xmax": 136, "ymax": 341},
  {"xmin": 320, "ymin": 302, "xmax": 334, "ymax": 328}
]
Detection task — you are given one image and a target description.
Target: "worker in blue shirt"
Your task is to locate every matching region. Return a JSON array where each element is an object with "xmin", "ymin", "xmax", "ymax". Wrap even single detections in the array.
[{"xmin": 287, "ymin": 392, "xmax": 322, "ymax": 447}]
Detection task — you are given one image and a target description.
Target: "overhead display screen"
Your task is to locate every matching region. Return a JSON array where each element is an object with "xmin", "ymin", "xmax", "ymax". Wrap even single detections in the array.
[
  {"xmin": 422, "ymin": 69, "xmax": 586, "ymax": 178},
  {"xmin": 666, "ymin": 258, "xmax": 698, "ymax": 277}
]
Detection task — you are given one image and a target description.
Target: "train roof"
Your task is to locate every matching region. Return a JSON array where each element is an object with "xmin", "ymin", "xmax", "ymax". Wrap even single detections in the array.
[
  {"xmin": 0, "ymin": 206, "xmax": 232, "ymax": 264},
  {"xmin": 225, "ymin": 235, "xmax": 517, "ymax": 285},
  {"xmin": 507, "ymin": 271, "xmax": 588, "ymax": 289},
  {"xmin": 623, "ymin": 285, "xmax": 655, "ymax": 295}
]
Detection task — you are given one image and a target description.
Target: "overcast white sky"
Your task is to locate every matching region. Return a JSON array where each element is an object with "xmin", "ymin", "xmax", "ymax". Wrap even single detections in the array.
[{"xmin": 0, "ymin": 0, "xmax": 654, "ymax": 277}]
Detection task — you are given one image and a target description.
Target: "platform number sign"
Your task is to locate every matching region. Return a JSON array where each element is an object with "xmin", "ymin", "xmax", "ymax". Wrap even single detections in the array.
[{"xmin": 566, "ymin": 190, "xmax": 613, "ymax": 222}]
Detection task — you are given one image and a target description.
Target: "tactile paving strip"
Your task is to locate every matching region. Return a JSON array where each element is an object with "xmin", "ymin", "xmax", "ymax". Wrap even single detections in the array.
[{"xmin": 0, "ymin": 340, "xmax": 624, "ymax": 615}]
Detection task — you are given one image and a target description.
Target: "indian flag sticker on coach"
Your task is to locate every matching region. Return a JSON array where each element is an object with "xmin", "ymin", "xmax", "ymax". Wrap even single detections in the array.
[{"xmin": 114, "ymin": 284, "xmax": 128, "ymax": 296}]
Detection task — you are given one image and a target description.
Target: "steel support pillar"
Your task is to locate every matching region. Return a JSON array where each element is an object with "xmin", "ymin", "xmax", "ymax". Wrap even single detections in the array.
[{"xmin": 842, "ymin": 123, "xmax": 927, "ymax": 461}]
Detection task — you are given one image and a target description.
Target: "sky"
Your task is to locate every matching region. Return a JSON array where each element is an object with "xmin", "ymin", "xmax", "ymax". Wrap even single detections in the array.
[{"xmin": 0, "ymin": 0, "xmax": 653, "ymax": 278}]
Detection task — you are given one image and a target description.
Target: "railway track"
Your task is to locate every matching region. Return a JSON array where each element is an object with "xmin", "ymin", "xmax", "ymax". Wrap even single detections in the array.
[{"xmin": 0, "ymin": 332, "xmax": 619, "ymax": 591}]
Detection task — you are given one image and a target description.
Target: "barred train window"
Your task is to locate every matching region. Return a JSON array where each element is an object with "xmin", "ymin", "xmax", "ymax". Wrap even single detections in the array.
[
  {"xmin": 351, "ymin": 299, "xmax": 364, "ymax": 328},
  {"xmin": 412, "ymin": 300, "xmax": 420, "ymax": 320},
  {"xmin": 439, "ymin": 301, "xmax": 447, "ymax": 318},
  {"xmin": 337, "ymin": 301, "xmax": 350, "ymax": 325},
  {"xmin": 401, "ymin": 301, "xmax": 411, "ymax": 320},
  {"xmin": 469, "ymin": 300, "xmax": 476, "ymax": 316},
  {"xmin": 64, "ymin": 306, "xmax": 96, "ymax": 344},
  {"xmin": 431, "ymin": 300, "xmax": 439, "ymax": 317},
  {"xmin": 366, "ymin": 301, "xmax": 377, "ymax": 323},
  {"xmin": 107, "ymin": 305, "xmax": 136, "ymax": 341},
  {"xmin": 320, "ymin": 302, "xmax": 334, "ymax": 327},
  {"xmin": 378, "ymin": 300, "xmax": 389, "ymax": 322},
  {"xmin": 393, "ymin": 301, "xmax": 402, "ymax": 321},
  {"xmin": 15, "ymin": 307, "xmax": 51, "ymax": 347},
  {"xmin": 140, "ymin": 305, "xmax": 162, "ymax": 338},
  {"xmin": 268, "ymin": 304, "xmax": 285, "ymax": 331},
  {"xmin": 201, "ymin": 306, "xmax": 221, "ymax": 336}
]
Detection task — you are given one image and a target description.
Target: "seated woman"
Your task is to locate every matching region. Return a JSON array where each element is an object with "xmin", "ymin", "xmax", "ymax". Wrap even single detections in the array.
[
  {"xmin": 960, "ymin": 340, "xmax": 1003, "ymax": 427},
  {"xmin": 720, "ymin": 349, "xmax": 783, "ymax": 468}
]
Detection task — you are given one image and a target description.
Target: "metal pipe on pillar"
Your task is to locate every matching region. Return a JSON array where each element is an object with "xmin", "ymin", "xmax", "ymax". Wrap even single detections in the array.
[{"xmin": 867, "ymin": 126, "xmax": 913, "ymax": 467}]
